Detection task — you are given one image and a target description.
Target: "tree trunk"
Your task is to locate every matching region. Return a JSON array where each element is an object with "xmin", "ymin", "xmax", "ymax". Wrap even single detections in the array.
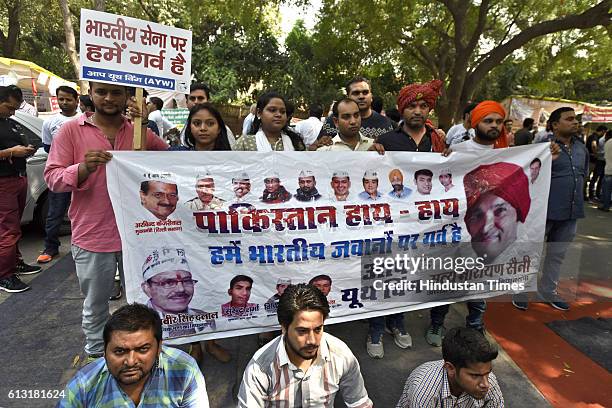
[
  {"xmin": 59, "ymin": 0, "xmax": 87, "ymax": 93},
  {"xmin": 0, "ymin": 1, "xmax": 21, "ymax": 57}
]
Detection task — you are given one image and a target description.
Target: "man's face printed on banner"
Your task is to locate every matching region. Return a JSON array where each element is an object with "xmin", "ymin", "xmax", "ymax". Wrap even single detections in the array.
[
  {"xmin": 142, "ymin": 269, "xmax": 195, "ymax": 314},
  {"xmin": 140, "ymin": 181, "xmax": 178, "ymax": 220},
  {"xmin": 229, "ymin": 279, "xmax": 252, "ymax": 307}
]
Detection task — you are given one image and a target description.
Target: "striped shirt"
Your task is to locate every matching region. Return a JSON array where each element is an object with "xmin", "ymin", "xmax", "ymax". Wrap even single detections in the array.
[
  {"xmin": 57, "ymin": 345, "xmax": 209, "ymax": 408},
  {"xmin": 396, "ymin": 360, "xmax": 504, "ymax": 408},
  {"xmin": 238, "ymin": 333, "xmax": 372, "ymax": 408}
]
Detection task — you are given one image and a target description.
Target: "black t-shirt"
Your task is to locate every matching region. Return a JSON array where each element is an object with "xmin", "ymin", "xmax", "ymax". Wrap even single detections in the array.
[
  {"xmin": 586, "ymin": 133, "xmax": 599, "ymax": 160},
  {"xmin": 318, "ymin": 111, "xmax": 394, "ymax": 140},
  {"xmin": 0, "ymin": 118, "xmax": 29, "ymax": 177},
  {"xmin": 377, "ymin": 126, "xmax": 434, "ymax": 152},
  {"xmin": 514, "ymin": 128, "xmax": 532, "ymax": 146}
]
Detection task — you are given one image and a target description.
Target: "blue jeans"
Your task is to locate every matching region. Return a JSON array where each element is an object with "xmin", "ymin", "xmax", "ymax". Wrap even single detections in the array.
[
  {"xmin": 44, "ymin": 191, "xmax": 71, "ymax": 253},
  {"xmin": 540, "ymin": 219, "xmax": 577, "ymax": 295},
  {"xmin": 429, "ymin": 300, "xmax": 487, "ymax": 330},
  {"xmin": 369, "ymin": 313, "xmax": 405, "ymax": 343},
  {"xmin": 601, "ymin": 175, "xmax": 612, "ymax": 210}
]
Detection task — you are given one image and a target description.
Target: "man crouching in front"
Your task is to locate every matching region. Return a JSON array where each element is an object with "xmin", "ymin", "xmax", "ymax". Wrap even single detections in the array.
[
  {"xmin": 238, "ymin": 283, "xmax": 372, "ymax": 407},
  {"xmin": 57, "ymin": 303, "xmax": 209, "ymax": 407}
]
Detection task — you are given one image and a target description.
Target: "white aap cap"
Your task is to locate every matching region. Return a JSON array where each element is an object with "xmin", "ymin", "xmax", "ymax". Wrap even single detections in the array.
[
  {"xmin": 277, "ymin": 277, "xmax": 292, "ymax": 285},
  {"xmin": 298, "ymin": 170, "xmax": 315, "ymax": 178},
  {"xmin": 332, "ymin": 170, "xmax": 349, "ymax": 178},
  {"xmin": 363, "ymin": 169, "xmax": 378, "ymax": 180},
  {"xmin": 142, "ymin": 172, "xmax": 176, "ymax": 184},
  {"xmin": 142, "ymin": 247, "xmax": 190, "ymax": 281}
]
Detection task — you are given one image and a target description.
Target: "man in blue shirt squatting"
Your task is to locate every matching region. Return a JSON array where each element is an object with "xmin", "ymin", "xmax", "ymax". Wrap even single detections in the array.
[{"xmin": 57, "ymin": 303, "xmax": 209, "ymax": 407}]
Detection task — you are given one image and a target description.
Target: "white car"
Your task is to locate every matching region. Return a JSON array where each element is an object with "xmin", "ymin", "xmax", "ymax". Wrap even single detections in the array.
[{"xmin": 12, "ymin": 111, "xmax": 70, "ymax": 233}]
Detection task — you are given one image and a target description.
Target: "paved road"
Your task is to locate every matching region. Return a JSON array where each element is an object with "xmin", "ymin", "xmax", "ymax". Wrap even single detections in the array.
[{"xmin": 1, "ymin": 203, "xmax": 609, "ymax": 408}]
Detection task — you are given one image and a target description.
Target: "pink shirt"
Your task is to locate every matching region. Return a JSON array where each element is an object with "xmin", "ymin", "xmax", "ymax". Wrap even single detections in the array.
[{"xmin": 44, "ymin": 112, "xmax": 168, "ymax": 252}]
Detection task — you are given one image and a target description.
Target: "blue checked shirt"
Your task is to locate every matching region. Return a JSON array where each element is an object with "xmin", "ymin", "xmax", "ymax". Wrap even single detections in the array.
[
  {"xmin": 396, "ymin": 360, "xmax": 504, "ymax": 408},
  {"xmin": 57, "ymin": 345, "xmax": 209, "ymax": 408}
]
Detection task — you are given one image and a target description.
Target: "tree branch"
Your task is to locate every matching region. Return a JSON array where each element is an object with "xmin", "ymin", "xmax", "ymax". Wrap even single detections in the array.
[
  {"xmin": 466, "ymin": 0, "xmax": 490, "ymax": 51},
  {"xmin": 137, "ymin": 0, "xmax": 157, "ymax": 21},
  {"xmin": 467, "ymin": 0, "xmax": 612, "ymax": 94}
]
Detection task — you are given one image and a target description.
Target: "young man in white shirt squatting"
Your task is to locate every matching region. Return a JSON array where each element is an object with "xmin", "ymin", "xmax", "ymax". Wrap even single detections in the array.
[{"xmin": 238, "ymin": 283, "xmax": 373, "ymax": 408}]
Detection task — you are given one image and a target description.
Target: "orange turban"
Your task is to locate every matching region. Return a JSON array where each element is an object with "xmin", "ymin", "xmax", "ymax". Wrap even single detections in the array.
[
  {"xmin": 470, "ymin": 101, "xmax": 509, "ymax": 149},
  {"xmin": 397, "ymin": 79, "xmax": 443, "ymax": 114},
  {"xmin": 463, "ymin": 162, "xmax": 531, "ymax": 223}
]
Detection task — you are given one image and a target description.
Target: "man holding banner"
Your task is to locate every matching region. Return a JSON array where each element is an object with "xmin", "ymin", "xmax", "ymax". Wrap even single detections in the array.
[{"xmin": 44, "ymin": 81, "xmax": 168, "ymax": 363}]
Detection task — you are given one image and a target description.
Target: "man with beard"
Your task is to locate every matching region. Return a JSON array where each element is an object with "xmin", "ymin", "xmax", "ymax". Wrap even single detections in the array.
[
  {"xmin": 330, "ymin": 170, "xmax": 352, "ymax": 201},
  {"xmin": 37, "ymin": 86, "xmax": 80, "ymax": 264},
  {"xmin": 294, "ymin": 170, "xmax": 322, "ymax": 202},
  {"xmin": 449, "ymin": 101, "xmax": 509, "ymax": 152},
  {"xmin": 140, "ymin": 177, "xmax": 179, "ymax": 220},
  {"xmin": 388, "ymin": 169, "xmax": 412, "ymax": 199},
  {"xmin": 377, "ymin": 79, "xmax": 446, "ymax": 153},
  {"xmin": 396, "ymin": 327, "xmax": 504, "ymax": 407},
  {"xmin": 44, "ymin": 81, "xmax": 168, "ymax": 363},
  {"xmin": 366, "ymin": 80, "xmax": 448, "ymax": 359},
  {"xmin": 238, "ymin": 284, "xmax": 372, "ymax": 408},
  {"xmin": 57, "ymin": 303, "xmax": 210, "ymax": 407},
  {"xmin": 141, "ymin": 247, "xmax": 215, "ymax": 338},
  {"xmin": 185, "ymin": 172, "xmax": 225, "ymax": 210},
  {"xmin": 260, "ymin": 172, "xmax": 291, "ymax": 204}
]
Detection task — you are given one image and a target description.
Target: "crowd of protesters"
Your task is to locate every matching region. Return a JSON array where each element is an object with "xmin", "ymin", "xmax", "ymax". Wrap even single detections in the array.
[{"xmin": 1, "ymin": 74, "xmax": 610, "ymax": 407}]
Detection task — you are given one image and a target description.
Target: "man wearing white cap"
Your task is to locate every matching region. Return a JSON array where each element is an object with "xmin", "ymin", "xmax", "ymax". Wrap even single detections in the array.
[
  {"xmin": 140, "ymin": 174, "xmax": 179, "ymax": 220},
  {"xmin": 230, "ymin": 171, "xmax": 255, "ymax": 203},
  {"xmin": 358, "ymin": 170, "xmax": 382, "ymax": 200},
  {"xmin": 294, "ymin": 170, "xmax": 321, "ymax": 202},
  {"xmin": 185, "ymin": 172, "xmax": 225, "ymax": 210},
  {"xmin": 265, "ymin": 278, "xmax": 292, "ymax": 311},
  {"xmin": 260, "ymin": 172, "xmax": 291, "ymax": 204},
  {"xmin": 439, "ymin": 168, "xmax": 456, "ymax": 193},
  {"xmin": 330, "ymin": 170, "xmax": 352, "ymax": 201},
  {"xmin": 141, "ymin": 247, "xmax": 215, "ymax": 338}
]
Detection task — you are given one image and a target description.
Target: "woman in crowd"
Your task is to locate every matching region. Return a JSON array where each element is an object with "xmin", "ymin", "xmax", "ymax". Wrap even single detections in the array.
[
  {"xmin": 168, "ymin": 102, "xmax": 232, "ymax": 364},
  {"xmin": 170, "ymin": 103, "xmax": 232, "ymax": 151},
  {"xmin": 234, "ymin": 91, "xmax": 305, "ymax": 151}
]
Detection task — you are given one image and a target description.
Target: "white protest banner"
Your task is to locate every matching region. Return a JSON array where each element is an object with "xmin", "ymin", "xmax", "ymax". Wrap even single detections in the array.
[
  {"xmin": 107, "ymin": 144, "xmax": 550, "ymax": 344},
  {"xmin": 79, "ymin": 9, "xmax": 191, "ymax": 93}
]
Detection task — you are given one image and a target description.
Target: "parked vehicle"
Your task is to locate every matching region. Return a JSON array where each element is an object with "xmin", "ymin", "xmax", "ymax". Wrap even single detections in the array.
[{"xmin": 12, "ymin": 111, "xmax": 70, "ymax": 233}]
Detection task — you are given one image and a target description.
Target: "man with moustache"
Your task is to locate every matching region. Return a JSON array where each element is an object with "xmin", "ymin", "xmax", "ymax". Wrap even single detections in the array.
[
  {"xmin": 294, "ymin": 170, "xmax": 322, "ymax": 202},
  {"xmin": 367, "ymin": 80, "xmax": 447, "ymax": 359},
  {"xmin": 513, "ymin": 107, "xmax": 588, "ymax": 312},
  {"xmin": 140, "ymin": 176, "xmax": 179, "ymax": 220},
  {"xmin": 37, "ymin": 85, "xmax": 80, "ymax": 263},
  {"xmin": 449, "ymin": 101, "xmax": 509, "ymax": 153},
  {"xmin": 57, "ymin": 303, "xmax": 210, "ymax": 407},
  {"xmin": 185, "ymin": 172, "xmax": 225, "ymax": 210},
  {"xmin": 260, "ymin": 172, "xmax": 291, "ymax": 204},
  {"xmin": 45, "ymin": 81, "xmax": 168, "ymax": 363},
  {"xmin": 238, "ymin": 284, "xmax": 372, "ymax": 408},
  {"xmin": 141, "ymin": 247, "xmax": 215, "ymax": 338},
  {"xmin": 309, "ymin": 274, "xmax": 332, "ymax": 297},
  {"xmin": 388, "ymin": 169, "xmax": 412, "ymax": 199},
  {"xmin": 317, "ymin": 77, "xmax": 393, "ymax": 141},
  {"xmin": 397, "ymin": 327, "xmax": 504, "ymax": 407}
]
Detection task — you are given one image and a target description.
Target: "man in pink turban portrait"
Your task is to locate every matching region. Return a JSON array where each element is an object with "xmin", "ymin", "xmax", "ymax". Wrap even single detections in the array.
[{"xmin": 463, "ymin": 162, "xmax": 531, "ymax": 262}]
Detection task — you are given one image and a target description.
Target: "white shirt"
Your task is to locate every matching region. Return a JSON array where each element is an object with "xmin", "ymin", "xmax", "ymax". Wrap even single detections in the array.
[
  {"xmin": 451, "ymin": 138, "xmax": 494, "ymax": 152},
  {"xmin": 148, "ymin": 109, "xmax": 176, "ymax": 136},
  {"xmin": 238, "ymin": 333, "xmax": 372, "ymax": 408},
  {"xmin": 242, "ymin": 112, "xmax": 255, "ymax": 136},
  {"xmin": 295, "ymin": 116, "xmax": 324, "ymax": 147},
  {"xmin": 446, "ymin": 123, "xmax": 474, "ymax": 145},
  {"xmin": 42, "ymin": 112, "xmax": 79, "ymax": 145}
]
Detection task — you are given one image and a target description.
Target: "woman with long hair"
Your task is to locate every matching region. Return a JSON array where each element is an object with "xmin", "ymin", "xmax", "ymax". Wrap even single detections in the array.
[
  {"xmin": 169, "ymin": 103, "xmax": 232, "ymax": 151},
  {"xmin": 234, "ymin": 91, "xmax": 305, "ymax": 151}
]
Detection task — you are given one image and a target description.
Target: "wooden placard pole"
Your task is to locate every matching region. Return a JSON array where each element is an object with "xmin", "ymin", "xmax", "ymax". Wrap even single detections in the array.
[{"xmin": 133, "ymin": 87, "xmax": 145, "ymax": 150}]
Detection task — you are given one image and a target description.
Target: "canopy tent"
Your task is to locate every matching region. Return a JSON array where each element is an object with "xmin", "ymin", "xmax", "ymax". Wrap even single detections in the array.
[{"xmin": 0, "ymin": 57, "xmax": 79, "ymax": 113}]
